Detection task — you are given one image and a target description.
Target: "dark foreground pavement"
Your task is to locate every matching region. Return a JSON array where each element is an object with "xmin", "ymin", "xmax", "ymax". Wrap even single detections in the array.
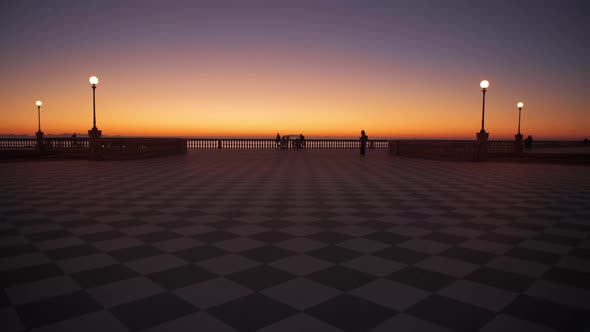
[{"xmin": 1, "ymin": 150, "xmax": 589, "ymax": 331}]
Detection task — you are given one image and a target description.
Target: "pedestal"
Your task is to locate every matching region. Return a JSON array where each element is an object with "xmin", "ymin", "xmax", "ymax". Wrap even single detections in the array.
[
  {"xmin": 514, "ymin": 133, "xmax": 523, "ymax": 154},
  {"xmin": 475, "ymin": 130, "xmax": 489, "ymax": 161},
  {"xmin": 88, "ymin": 128, "xmax": 102, "ymax": 161},
  {"xmin": 35, "ymin": 131, "xmax": 44, "ymax": 152}
]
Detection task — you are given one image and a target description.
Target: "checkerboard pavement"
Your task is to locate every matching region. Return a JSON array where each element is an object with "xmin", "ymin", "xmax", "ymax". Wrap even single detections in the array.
[{"xmin": 1, "ymin": 150, "xmax": 590, "ymax": 332}]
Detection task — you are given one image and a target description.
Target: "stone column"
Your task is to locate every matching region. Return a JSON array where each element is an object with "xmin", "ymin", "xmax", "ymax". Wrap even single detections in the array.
[
  {"xmin": 88, "ymin": 128, "xmax": 102, "ymax": 160},
  {"xmin": 476, "ymin": 130, "xmax": 489, "ymax": 161}
]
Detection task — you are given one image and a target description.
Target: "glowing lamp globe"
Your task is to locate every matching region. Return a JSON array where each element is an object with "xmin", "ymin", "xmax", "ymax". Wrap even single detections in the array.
[
  {"xmin": 480, "ymin": 80, "xmax": 489, "ymax": 89},
  {"xmin": 35, "ymin": 100, "xmax": 42, "ymax": 107},
  {"xmin": 89, "ymin": 76, "xmax": 99, "ymax": 86},
  {"xmin": 517, "ymin": 102, "xmax": 524, "ymax": 108}
]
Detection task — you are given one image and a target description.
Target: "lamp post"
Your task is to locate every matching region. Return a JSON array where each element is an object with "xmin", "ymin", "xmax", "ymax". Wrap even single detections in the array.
[
  {"xmin": 517, "ymin": 102, "xmax": 524, "ymax": 135},
  {"xmin": 35, "ymin": 100, "xmax": 42, "ymax": 133},
  {"xmin": 88, "ymin": 76, "xmax": 102, "ymax": 160},
  {"xmin": 514, "ymin": 101, "xmax": 524, "ymax": 154},
  {"xmin": 479, "ymin": 80, "xmax": 489, "ymax": 133},
  {"xmin": 35, "ymin": 100, "xmax": 44, "ymax": 151},
  {"xmin": 475, "ymin": 80, "xmax": 490, "ymax": 161},
  {"xmin": 89, "ymin": 76, "xmax": 99, "ymax": 130}
]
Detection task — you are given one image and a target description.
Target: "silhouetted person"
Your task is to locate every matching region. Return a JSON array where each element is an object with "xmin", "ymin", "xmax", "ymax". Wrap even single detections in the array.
[
  {"xmin": 275, "ymin": 133, "xmax": 281, "ymax": 148},
  {"xmin": 299, "ymin": 134, "xmax": 305, "ymax": 149},
  {"xmin": 71, "ymin": 132, "xmax": 78, "ymax": 147},
  {"xmin": 525, "ymin": 135, "xmax": 533, "ymax": 150},
  {"xmin": 360, "ymin": 130, "xmax": 368, "ymax": 156},
  {"xmin": 584, "ymin": 138, "xmax": 588, "ymax": 145}
]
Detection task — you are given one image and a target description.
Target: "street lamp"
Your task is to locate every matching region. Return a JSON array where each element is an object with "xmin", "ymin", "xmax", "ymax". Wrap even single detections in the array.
[
  {"xmin": 517, "ymin": 102, "xmax": 524, "ymax": 135},
  {"xmin": 35, "ymin": 100, "xmax": 42, "ymax": 133},
  {"xmin": 479, "ymin": 80, "xmax": 489, "ymax": 133},
  {"xmin": 89, "ymin": 76, "xmax": 99, "ymax": 130}
]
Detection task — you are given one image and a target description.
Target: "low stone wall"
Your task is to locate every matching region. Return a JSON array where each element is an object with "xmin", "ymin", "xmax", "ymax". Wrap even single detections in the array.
[
  {"xmin": 388, "ymin": 140, "xmax": 482, "ymax": 161},
  {"xmin": 95, "ymin": 138, "xmax": 187, "ymax": 160}
]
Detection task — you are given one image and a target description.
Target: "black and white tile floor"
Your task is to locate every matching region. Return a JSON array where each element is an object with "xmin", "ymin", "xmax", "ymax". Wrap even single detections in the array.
[{"xmin": 1, "ymin": 150, "xmax": 589, "ymax": 331}]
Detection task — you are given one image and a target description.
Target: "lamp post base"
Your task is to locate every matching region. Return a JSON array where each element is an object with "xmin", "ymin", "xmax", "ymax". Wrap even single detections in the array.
[
  {"xmin": 476, "ymin": 130, "xmax": 489, "ymax": 161},
  {"xmin": 88, "ymin": 128, "xmax": 102, "ymax": 160},
  {"xmin": 35, "ymin": 131, "xmax": 44, "ymax": 152},
  {"xmin": 514, "ymin": 133, "xmax": 523, "ymax": 154}
]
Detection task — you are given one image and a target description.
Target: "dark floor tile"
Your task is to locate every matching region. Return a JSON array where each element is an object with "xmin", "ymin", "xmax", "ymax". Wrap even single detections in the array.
[
  {"xmin": 478, "ymin": 232, "xmax": 523, "ymax": 245},
  {"xmin": 504, "ymin": 295, "xmax": 590, "ymax": 332},
  {"xmin": 413, "ymin": 220, "xmax": 445, "ymax": 230},
  {"xmin": 0, "ymin": 244, "xmax": 38, "ymax": 258},
  {"xmin": 80, "ymin": 230, "xmax": 126, "ymax": 242},
  {"xmin": 407, "ymin": 295, "xmax": 494, "ymax": 332},
  {"xmin": 108, "ymin": 245, "xmax": 163, "ymax": 262},
  {"xmin": 130, "ymin": 210, "xmax": 162, "ymax": 218},
  {"xmin": 543, "ymin": 267, "xmax": 590, "ymax": 290},
  {"xmin": 227, "ymin": 265, "xmax": 295, "ymax": 291},
  {"xmin": 209, "ymin": 293, "xmax": 296, "ymax": 332},
  {"xmin": 505, "ymin": 247, "xmax": 561, "ymax": 265},
  {"xmin": 0, "ymin": 290, "xmax": 10, "ymax": 307},
  {"xmin": 45, "ymin": 244, "xmax": 100, "ymax": 260},
  {"xmin": 27, "ymin": 229, "xmax": 71, "ymax": 241},
  {"xmin": 174, "ymin": 209, "xmax": 208, "ymax": 218},
  {"xmin": 553, "ymin": 222, "xmax": 590, "ymax": 232},
  {"xmin": 174, "ymin": 245, "xmax": 227, "ymax": 262},
  {"xmin": 440, "ymin": 246, "xmax": 495, "ymax": 265},
  {"xmin": 307, "ymin": 294, "xmax": 394, "ymax": 332},
  {"xmin": 423, "ymin": 232, "xmax": 468, "ymax": 245},
  {"xmin": 110, "ymin": 219, "xmax": 145, "ymax": 228},
  {"xmin": 308, "ymin": 231, "xmax": 353, "ymax": 244},
  {"xmin": 191, "ymin": 230, "xmax": 238, "ymax": 243},
  {"xmin": 439, "ymin": 211, "xmax": 472, "ymax": 220},
  {"xmin": 456, "ymin": 221, "xmax": 496, "ymax": 231},
  {"xmin": 138, "ymin": 230, "xmax": 182, "ymax": 243},
  {"xmin": 308, "ymin": 266, "xmax": 374, "ymax": 291},
  {"xmin": 364, "ymin": 231, "xmax": 410, "ymax": 245},
  {"xmin": 0, "ymin": 263, "xmax": 63, "ymax": 287},
  {"xmin": 570, "ymin": 247, "xmax": 590, "ymax": 259},
  {"xmin": 362, "ymin": 221, "xmax": 393, "ymax": 231},
  {"xmin": 16, "ymin": 291, "xmax": 102, "ymax": 329},
  {"xmin": 72, "ymin": 264, "xmax": 138, "ymax": 288},
  {"xmin": 250, "ymin": 230, "xmax": 294, "ymax": 244},
  {"xmin": 485, "ymin": 212, "xmax": 519, "ymax": 222},
  {"xmin": 148, "ymin": 264, "xmax": 216, "ymax": 290},
  {"xmin": 535, "ymin": 233, "xmax": 579, "ymax": 246},
  {"xmin": 0, "ymin": 228, "xmax": 19, "ymax": 237},
  {"xmin": 466, "ymin": 267, "xmax": 535, "ymax": 292},
  {"xmin": 242, "ymin": 245, "xmax": 295, "ymax": 263},
  {"xmin": 387, "ymin": 266, "xmax": 455, "ymax": 292},
  {"xmin": 396, "ymin": 211, "xmax": 431, "ymax": 220},
  {"xmin": 373, "ymin": 245, "xmax": 428, "ymax": 264},
  {"xmin": 160, "ymin": 220, "xmax": 194, "ymax": 229},
  {"xmin": 258, "ymin": 219, "xmax": 294, "ymax": 229},
  {"xmin": 111, "ymin": 293, "xmax": 196, "ymax": 331},
  {"xmin": 507, "ymin": 221, "xmax": 545, "ymax": 231},
  {"xmin": 307, "ymin": 245, "xmax": 362, "ymax": 263},
  {"xmin": 59, "ymin": 219, "xmax": 97, "ymax": 228}
]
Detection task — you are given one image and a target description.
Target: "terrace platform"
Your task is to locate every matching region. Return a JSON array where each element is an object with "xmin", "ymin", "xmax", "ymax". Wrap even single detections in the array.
[{"xmin": 1, "ymin": 150, "xmax": 590, "ymax": 332}]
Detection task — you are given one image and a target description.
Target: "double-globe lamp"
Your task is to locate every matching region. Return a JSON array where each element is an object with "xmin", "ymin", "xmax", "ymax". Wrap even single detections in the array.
[
  {"xmin": 35, "ymin": 100, "xmax": 43, "ymax": 132},
  {"xmin": 517, "ymin": 102, "xmax": 524, "ymax": 135},
  {"xmin": 89, "ymin": 76, "xmax": 99, "ymax": 130},
  {"xmin": 479, "ymin": 80, "xmax": 489, "ymax": 133}
]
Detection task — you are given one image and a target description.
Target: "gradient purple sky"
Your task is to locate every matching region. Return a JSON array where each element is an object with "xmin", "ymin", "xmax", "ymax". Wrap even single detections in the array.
[{"xmin": 1, "ymin": 0, "xmax": 588, "ymax": 138}]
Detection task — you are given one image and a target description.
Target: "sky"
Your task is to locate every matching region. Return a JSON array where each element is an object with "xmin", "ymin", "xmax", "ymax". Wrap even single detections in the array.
[{"xmin": 0, "ymin": 0, "xmax": 588, "ymax": 138}]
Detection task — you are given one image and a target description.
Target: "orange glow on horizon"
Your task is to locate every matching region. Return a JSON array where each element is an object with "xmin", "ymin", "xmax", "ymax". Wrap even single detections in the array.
[{"xmin": 1, "ymin": 47, "xmax": 587, "ymax": 140}]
